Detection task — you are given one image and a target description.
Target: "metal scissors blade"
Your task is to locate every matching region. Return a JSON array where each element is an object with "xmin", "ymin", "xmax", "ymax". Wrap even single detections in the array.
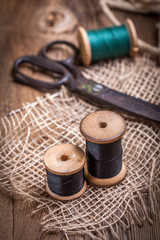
[{"xmin": 75, "ymin": 74, "xmax": 160, "ymax": 123}]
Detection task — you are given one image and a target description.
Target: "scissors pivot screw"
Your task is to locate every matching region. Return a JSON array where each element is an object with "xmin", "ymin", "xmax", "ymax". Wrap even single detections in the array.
[{"xmin": 93, "ymin": 84, "xmax": 104, "ymax": 93}]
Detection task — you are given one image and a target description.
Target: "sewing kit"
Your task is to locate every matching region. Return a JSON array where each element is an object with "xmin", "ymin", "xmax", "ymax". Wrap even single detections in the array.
[
  {"xmin": 44, "ymin": 110, "xmax": 126, "ymax": 199},
  {"xmin": 11, "ymin": 17, "xmax": 160, "ymax": 201},
  {"xmin": 1, "ymin": 2, "xmax": 160, "ymax": 239},
  {"xmin": 13, "ymin": 35, "xmax": 160, "ymax": 123}
]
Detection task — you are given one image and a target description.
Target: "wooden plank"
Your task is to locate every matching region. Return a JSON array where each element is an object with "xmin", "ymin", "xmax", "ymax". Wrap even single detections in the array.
[
  {"xmin": 129, "ymin": 197, "xmax": 160, "ymax": 240},
  {"xmin": 0, "ymin": 192, "xmax": 13, "ymax": 240},
  {"xmin": 13, "ymin": 198, "xmax": 64, "ymax": 240}
]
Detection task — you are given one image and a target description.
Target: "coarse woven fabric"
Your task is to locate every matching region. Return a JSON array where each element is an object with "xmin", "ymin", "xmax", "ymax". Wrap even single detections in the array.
[{"xmin": 0, "ymin": 54, "xmax": 160, "ymax": 239}]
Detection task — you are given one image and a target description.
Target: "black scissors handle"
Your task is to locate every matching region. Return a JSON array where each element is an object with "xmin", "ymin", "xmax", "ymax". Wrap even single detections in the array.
[
  {"xmin": 13, "ymin": 55, "xmax": 76, "ymax": 90},
  {"xmin": 39, "ymin": 40, "xmax": 79, "ymax": 64}
]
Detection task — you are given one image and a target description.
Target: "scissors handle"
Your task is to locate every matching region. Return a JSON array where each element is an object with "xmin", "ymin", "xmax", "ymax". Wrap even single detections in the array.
[
  {"xmin": 13, "ymin": 55, "xmax": 76, "ymax": 90},
  {"xmin": 39, "ymin": 40, "xmax": 79, "ymax": 64}
]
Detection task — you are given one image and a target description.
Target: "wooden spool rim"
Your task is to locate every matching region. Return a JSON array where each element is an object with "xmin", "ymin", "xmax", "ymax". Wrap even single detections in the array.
[
  {"xmin": 126, "ymin": 18, "xmax": 139, "ymax": 57},
  {"xmin": 78, "ymin": 26, "xmax": 92, "ymax": 66},
  {"xmin": 84, "ymin": 161, "xmax": 127, "ymax": 187},
  {"xmin": 78, "ymin": 18, "xmax": 138, "ymax": 66},
  {"xmin": 46, "ymin": 180, "xmax": 87, "ymax": 201},
  {"xmin": 80, "ymin": 111, "xmax": 126, "ymax": 144},
  {"xmin": 44, "ymin": 159, "xmax": 85, "ymax": 176},
  {"xmin": 43, "ymin": 144, "xmax": 86, "ymax": 176}
]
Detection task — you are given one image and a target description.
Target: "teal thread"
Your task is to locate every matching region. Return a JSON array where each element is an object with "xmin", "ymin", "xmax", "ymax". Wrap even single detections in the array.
[{"xmin": 87, "ymin": 25, "xmax": 131, "ymax": 62}]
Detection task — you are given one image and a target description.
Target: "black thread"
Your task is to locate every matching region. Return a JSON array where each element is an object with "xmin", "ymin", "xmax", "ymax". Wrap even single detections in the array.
[
  {"xmin": 46, "ymin": 168, "xmax": 84, "ymax": 196},
  {"xmin": 86, "ymin": 139, "xmax": 123, "ymax": 179}
]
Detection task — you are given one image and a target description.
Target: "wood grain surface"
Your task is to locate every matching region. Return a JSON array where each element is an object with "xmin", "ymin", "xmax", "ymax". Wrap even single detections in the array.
[{"xmin": 0, "ymin": 0, "xmax": 159, "ymax": 239}]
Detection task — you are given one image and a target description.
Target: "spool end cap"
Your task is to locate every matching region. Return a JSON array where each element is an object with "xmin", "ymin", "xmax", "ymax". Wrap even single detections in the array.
[{"xmin": 80, "ymin": 110, "xmax": 126, "ymax": 144}]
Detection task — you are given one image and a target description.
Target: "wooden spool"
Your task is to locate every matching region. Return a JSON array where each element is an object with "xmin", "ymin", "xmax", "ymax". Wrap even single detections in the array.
[
  {"xmin": 78, "ymin": 18, "xmax": 138, "ymax": 66},
  {"xmin": 44, "ymin": 143, "xmax": 87, "ymax": 201},
  {"xmin": 80, "ymin": 111, "xmax": 127, "ymax": 187}
]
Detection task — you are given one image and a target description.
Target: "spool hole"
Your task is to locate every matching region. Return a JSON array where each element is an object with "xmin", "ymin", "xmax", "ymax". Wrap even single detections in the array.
[
  {"xmin": 99, "ymin": 122, "xmax": 107, "ymax": 128},
  {"xmin": 60, "ymin": 154, "xmax": 69, "ymax": 161}
]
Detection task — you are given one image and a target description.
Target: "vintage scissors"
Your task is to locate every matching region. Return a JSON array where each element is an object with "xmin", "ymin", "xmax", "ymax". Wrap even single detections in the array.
[{"xmin": 13, "ymin": 40, "xmax": 160, "ymax": 123}]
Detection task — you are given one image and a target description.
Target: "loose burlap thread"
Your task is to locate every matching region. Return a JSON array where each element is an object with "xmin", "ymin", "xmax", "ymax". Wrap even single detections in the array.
[{"xmin": 0, "ymin": 54, "xmax": 160, "ymax": 239}]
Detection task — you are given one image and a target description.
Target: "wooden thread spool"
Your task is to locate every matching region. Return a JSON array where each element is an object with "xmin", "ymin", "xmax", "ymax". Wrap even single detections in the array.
[
  {"xmin": 44, "ymin": 143, "xmax": 87, "ymax": 201},
  {"xmin": 80, "ymin": 111, "xmax": 127, "ymax": 187},
  {"xmin": 78, "ymin": 18, "xmax": 138, "ymax": 66}
]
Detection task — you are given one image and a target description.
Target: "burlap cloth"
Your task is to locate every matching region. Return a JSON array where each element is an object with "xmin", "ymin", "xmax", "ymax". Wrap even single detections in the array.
[{"xmin": 0, "ymin": 54, "xmax": 159, "ymax": 239}]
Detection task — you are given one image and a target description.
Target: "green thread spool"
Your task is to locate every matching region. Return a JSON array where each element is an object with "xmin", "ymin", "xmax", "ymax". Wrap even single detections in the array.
[
  {"xmin": 87, "ymin": 25, "xmax": 130, "ymax": 61},
  {"xmin": 78, "ymin": 19, "xmax": 138, "ymax": 66}
]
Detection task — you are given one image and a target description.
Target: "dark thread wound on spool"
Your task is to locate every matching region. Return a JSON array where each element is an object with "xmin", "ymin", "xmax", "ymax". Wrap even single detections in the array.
[
  {"xmin": 80, "ymin": 111, "xmax": 127, "ymax": 186},
  {"xmin": 86, "ymin": 139, "xmax": 122, "ymax": 179},
  {"xmin": 78, "ymin": 19, "xmax": 138, "ymax": 66},
  {"xmin": 44, "ymin": 143, "xmax": 87, "ymax": 200},
  {"xmin": 46, "ymin": 168, "xmax": 84, "ymax": 196}
]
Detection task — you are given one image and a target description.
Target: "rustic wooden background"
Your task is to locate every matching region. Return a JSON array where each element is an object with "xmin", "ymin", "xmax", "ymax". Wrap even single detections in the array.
[{"xmin": 0, "ymin": 0, "xmax": 159, "ymax": 239}]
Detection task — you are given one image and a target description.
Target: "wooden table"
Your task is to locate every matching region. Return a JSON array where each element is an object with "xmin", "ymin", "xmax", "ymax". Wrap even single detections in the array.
[{"xmin": 0, "ymin": 0, "xmax": 159, "ymax": 239}]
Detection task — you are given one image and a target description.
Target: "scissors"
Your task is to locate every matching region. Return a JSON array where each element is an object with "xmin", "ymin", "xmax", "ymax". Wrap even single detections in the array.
[{"xmin": 13, "ymin": 40, "xmax": 160, "ymax": 123}]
